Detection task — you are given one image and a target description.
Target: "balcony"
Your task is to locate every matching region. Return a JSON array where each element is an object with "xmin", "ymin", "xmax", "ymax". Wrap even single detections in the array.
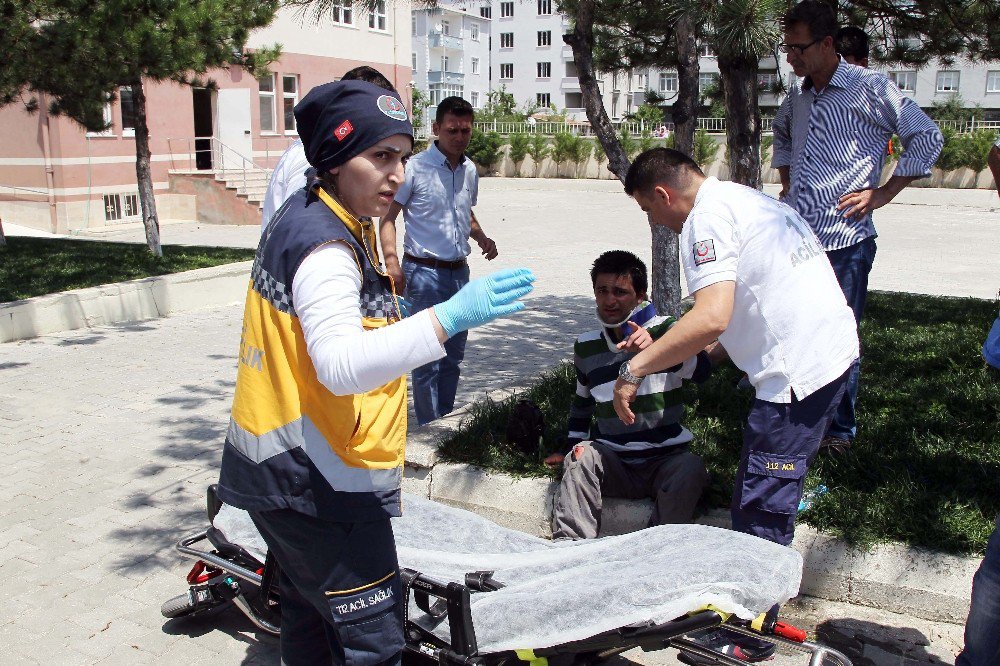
[
  {"xmin": 428, "ymin": 71, "xmax": 465, "ymax": 85},
  {"xmin": 560, "ymin": 77, "xmax": 603, "ymax": 93},
  {"xmin": 429, "ymin": 33, "xmax": 464, "ymax": 50}
]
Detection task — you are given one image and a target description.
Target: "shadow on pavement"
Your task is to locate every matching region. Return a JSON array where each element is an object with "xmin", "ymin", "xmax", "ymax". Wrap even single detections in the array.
[
  {"xmin": 816, "ymin": 618, "xmax": 952, "ymax": 665},
  {"xmin": 162, "ymin": 606, "xmax": 279, "ymax": 663}
]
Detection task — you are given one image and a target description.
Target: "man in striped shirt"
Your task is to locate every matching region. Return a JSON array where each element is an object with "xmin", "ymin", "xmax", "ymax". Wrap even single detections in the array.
[
  {"xmin": 772, "ymin": 0, "xmax": 943, "ymax": 454},
  {"xmin": 547, "ymin": 250, "xmax": 712, "ymax": 540}
]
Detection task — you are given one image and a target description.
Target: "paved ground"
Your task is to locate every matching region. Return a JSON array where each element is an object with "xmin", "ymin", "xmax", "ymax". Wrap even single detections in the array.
[{"xmin": 2, "ymin": 178, "xmax": 997, "ymax": 664}]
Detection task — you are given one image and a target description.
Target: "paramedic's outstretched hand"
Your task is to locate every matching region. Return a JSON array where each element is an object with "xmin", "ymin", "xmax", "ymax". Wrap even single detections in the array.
[
  {"xmin": 616, "ymin": 321, "xmax": 653, "ymax": 353},
  {"xmin": 613, "ymin": 378, "xmax": 639, "ymax": 425},
  {"xmin": 433, "ymin": 268, "xmax": 535, "ymax": 338}
]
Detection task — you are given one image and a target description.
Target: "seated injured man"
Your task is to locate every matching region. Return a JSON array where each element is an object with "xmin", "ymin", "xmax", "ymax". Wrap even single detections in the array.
[{"xmin": 545, "ymin": 250, "xmax": 712, "ymax": 539}]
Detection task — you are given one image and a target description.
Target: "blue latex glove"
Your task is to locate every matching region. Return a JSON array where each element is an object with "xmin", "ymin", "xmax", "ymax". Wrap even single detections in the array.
[{"xmin": 434, "ymin": 268, "xmax": 535, "ymax": 337}]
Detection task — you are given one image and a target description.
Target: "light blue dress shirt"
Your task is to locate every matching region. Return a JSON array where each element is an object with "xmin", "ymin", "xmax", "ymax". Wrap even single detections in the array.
[
  {"xmin": 772, "ymin": 59, "xmax": 943, "ymax": 251},
  {"xmin": 394, "ymin": 141, "xmax": 479, "ymax": 261}
]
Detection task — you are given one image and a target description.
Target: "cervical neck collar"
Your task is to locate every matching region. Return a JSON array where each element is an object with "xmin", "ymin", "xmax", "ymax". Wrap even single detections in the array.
[{"xmin": 597, "ymin": 300, "xmax": 657, "ymax": 342}]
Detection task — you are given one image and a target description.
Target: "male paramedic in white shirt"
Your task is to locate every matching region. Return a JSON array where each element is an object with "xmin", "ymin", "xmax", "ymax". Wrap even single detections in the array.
[{"xmin": 615, "ymin": 147, "xmax": 859, "ymax": 548}]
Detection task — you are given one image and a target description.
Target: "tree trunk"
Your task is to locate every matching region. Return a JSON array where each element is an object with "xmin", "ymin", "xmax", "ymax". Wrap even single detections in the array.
[
  {"xmin": 718, "ymin": 56, "xmax": 762, "ymax": 189},
  {"xmin": 672, "ymin": 14, "xmax": 699, "ymax": 157},
  {"xmin": 564, "ymin": 0, "xmax": 680, "ymax": 316},
  {"xmin": 131, "ymin": 79, "xmax": 162, "ymax": 257},
  {"xmin": 563, "ymin": 1, "xmax": 628, "ymax": 182},
  {"xmin": 0, "ymin": 218, "xmax": 6, "ymax": 246}
]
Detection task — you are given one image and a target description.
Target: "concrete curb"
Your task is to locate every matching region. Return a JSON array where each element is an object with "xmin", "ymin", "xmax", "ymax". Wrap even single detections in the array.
[
  {"xmin": 403, "ymin": 388, "xmax": 979, "ymax": 625},
  {"xmin": 0, "ymin": 261, "xmax": 252, "ymax": 343}
]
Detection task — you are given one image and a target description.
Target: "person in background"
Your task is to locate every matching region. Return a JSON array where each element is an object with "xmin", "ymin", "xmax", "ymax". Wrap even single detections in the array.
[
  {"xmin": 772, "ymin": 1, "xmax": 943, "ymax": 455},
  {"xmin": 379, "ymin": 96, "xmax": 500, "ymax": 425}
]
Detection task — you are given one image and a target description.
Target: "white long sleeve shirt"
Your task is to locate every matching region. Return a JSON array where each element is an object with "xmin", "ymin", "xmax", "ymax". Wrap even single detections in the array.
[{"xmin": 292, "ymin": 242, "xmax": 446, "ymax": 395}]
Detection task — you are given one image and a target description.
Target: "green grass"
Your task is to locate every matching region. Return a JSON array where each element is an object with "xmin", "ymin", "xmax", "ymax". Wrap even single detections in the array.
[
  {"xmin": 439, "ymin": 291, "xmax": 1000, "ymax": 555},
  {"xmin": 0, "ymin": 237, "xmax": 255, "ymax": 302}
]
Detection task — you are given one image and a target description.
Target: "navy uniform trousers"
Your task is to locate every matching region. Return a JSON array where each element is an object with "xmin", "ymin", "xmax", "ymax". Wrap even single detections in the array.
[
  {"xmin": 731, "ymin": 368, "xmax": 849, "ymax": 546},
  {"xmin": 250, "ymin": 509, "xmax": 405, "ymax": 666}
]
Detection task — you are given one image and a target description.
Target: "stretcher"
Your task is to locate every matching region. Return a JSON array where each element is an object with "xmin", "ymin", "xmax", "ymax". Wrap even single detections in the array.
[{"xmin": 165, "ymin": 488, "xmax": 852, "ymax": 665}]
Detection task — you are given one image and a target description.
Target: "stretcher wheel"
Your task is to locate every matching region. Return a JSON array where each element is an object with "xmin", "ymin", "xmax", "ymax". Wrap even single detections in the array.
[{"xmin": 160, "ymin": 591, "xmax": 231, "ymax": 619}]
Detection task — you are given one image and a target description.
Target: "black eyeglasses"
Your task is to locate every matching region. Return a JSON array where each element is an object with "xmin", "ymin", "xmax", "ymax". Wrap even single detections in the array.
[{"xmin": 779, "ymin": 38, "xmax": 822, "ymax": 55}]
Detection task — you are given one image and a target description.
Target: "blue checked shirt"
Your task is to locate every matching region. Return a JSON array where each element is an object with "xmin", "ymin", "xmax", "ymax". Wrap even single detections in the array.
[{"xmin": 772, "ymin": 59, "xmax": 943, "ymax": 251}]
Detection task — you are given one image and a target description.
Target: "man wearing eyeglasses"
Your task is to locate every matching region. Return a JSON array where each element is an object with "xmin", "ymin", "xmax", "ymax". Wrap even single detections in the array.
[{"xmin": 771, "ymin": 0, "xmax": 942, "ymax": 457}]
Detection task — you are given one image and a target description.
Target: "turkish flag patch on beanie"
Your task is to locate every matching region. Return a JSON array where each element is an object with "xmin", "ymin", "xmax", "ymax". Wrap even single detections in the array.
[{"xmin": 334, "ymin": 119, "xmax": 354, "ymax": 141}]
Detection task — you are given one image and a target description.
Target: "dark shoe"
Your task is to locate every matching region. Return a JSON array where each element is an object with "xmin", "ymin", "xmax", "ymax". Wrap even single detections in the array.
[
  {"xmin": 819, "ymin": 435, "xmax": 851, "ymax": 456},
  {"xmin": 678, "ymin": 627, "xmax": 776, "ymax": 664}
]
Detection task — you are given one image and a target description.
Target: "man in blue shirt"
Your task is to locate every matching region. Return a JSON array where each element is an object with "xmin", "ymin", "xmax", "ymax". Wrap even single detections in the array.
[
  {"xmin": 380, "ymin": 96, "xmax": 499, "ymax": 424},
  {"xmin": 772, "ymin": 0, "xmax": 943, "ymax": 454}
]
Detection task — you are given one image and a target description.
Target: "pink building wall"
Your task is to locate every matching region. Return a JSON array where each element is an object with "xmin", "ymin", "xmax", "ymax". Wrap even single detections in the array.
[{"xmin": 0, "ymin": 54, "xmax": 412, "ymax": 232}]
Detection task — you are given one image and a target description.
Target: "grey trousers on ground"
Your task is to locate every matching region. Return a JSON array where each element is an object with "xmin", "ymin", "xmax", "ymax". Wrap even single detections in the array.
[{"xmin": 551, "ymin": 440, "xmax": 710, "ymax": 540}]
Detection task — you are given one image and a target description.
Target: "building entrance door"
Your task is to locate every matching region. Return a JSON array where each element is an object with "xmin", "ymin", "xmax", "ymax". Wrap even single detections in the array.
[
  {"xmin": 216, "ymin": 89, "xmax": 254, "ymax": 171},
  {"xmin": 192, "ymin": 88, "xmax": 214, "ymax": 170}
]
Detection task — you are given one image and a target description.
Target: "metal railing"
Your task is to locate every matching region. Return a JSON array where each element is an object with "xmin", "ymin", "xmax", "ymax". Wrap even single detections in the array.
[
  {"xmin": 468, "ymin": 118, "xmax": 762, "ymax": 137},
  {"xmin": 165, "ymin": 137, "xmax": 274, "ymax": 195}
]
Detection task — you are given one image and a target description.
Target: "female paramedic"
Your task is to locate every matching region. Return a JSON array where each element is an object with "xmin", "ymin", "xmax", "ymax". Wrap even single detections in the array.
[{"xmin": 216, "ymin": 80, "xmax": 535, "ymax": 665}]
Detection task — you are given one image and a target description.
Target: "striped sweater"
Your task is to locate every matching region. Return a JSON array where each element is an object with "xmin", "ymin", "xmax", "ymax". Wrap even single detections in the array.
[{"xmin": 567, "ymin": 314, "xmax": 711, "ymax": 460}]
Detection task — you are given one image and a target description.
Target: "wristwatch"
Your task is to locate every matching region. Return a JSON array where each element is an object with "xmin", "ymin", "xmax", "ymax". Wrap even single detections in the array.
[{"xmin": 618, "ymin": 360, "xmax": 644, "ymax": 386}]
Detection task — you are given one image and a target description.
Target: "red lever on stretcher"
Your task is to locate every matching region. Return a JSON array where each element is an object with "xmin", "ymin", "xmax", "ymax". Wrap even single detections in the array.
[{"xmin": 773, "ymin": 621, "xmax": 807, "ymax": 642}]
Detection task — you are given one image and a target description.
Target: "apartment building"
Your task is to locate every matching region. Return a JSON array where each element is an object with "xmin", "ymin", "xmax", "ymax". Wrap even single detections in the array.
[
  {"xmin": 0, "ymin": 2, "xmax": 412, "ymax": 234},
  {"xmin": 411, "ymin": 4, "xmax": 491, "ymax": 115},
  {"xmin": 429, "ymin": 0, "xmax": 643, "ymax": 120}
]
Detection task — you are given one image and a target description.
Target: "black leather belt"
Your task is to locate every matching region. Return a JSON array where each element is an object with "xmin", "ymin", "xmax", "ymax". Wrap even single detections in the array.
[{"xmin": 403, "ymin": 253, "xmax": 467, "ymax": 270}]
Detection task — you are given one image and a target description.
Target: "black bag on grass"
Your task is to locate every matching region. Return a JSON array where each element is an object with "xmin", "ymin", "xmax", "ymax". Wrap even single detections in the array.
[{"xmin": 506, "ymin": 399, "xmax": 545, "ymax": 456}]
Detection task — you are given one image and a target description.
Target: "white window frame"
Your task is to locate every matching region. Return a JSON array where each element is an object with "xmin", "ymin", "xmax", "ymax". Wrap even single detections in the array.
[
  {"xmin": 538, "ymin": 30, "xmax": 551, "ymax": 47},
  {"xmin": 500, "ymin": 63, "xmax": 514, "ymax": 80},
  {"xmin": 936, "ymin": 70, "xmax": 960, "ymax": 93},
  {"xmin": 471, "ymin": 91, "xmax": 480, "ymax": 108},
  {"xmin": 441, "ymin": 19, "xmax": 450, "ymax": 36},
  {"xmin": 368, "ymin": 0, "xmax": 387, "ymax": 31},
  {"xmin": 537, "ymin": 0, "xmax": 552, "ymax": 15},
  {"xmin": 103, "ymin": 192, "xmax": 141, "ymax": 223},
  {"xmin": 471, "ymin": 57, "xmax": 480, "ymax": 75},
  {"xmin": 757, "ymin": 72, "xmax": 778, "ymax": 92},
  {"xmin": 412, "ymin": 53, "xmax": 418, "ymax": 71},
  {"xmin": 659, "ymin": 72, "xmax": 678, "ymax": 94},
  {"xmin": 412, "ymin": 16, "xmax": 417, "ymax": 36},
  {"xmin": 500, "ymin": 1, "xmax": 514, "ymax": 18},
  {"xmin": 328, "ymin": 0, "xmax": 353, "ymax": 26},
  {"xmin": 537, "ymin": 92, "xmax": 551, "ymax": 107},
  {"xmin": 470, "ymin": 23, "xmax": 479, "ymax": 41},
  {"xmin": 699, "ymin": 42, "xmax": 715, "ymax": 58},
  {"xmin": 987, "ymin": 71, "xmax": 1000, "ymax": 94},
  {"xmin": 698, "ymin": 72, "xmax": 719, "ymax": 94},
  {"xmin": 480, "ymin": 5, "xmax": 491, "ymax": 19},
  {"xmin": 282, "ymin": 75, "xmax": 299, "ymax": 135},
  {"xmin": 890, "ymin": 70, "xmax": 917, "ymax": 93},
  {"xmin": 258, "ymin": 74, "xmax": 277, "ymax": 134},
  {"xmin": 500, "ymin": 32, "xmax": 514, "ymax": 49},
  {"xmin": 537, "ymin": 62, "xmax": 551, "ymax": 79}
]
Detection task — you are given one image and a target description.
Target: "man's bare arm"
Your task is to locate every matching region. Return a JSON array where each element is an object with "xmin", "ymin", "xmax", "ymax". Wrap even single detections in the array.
[
  {"xmin": 469, "ymin": 211, "xmax": 498, "ymax": 260},
  {"xmin": 379, "ymin": 201, "xmax": 405, "ymax": 292},
  {"xmin": 778, "ymin": 166, "xmax": 790, "ymax": 199}
]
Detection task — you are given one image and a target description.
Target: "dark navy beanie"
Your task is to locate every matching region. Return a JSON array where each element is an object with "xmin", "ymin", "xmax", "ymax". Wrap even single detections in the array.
[{"xmin": 294, "ymin": 80, "xmax": 413, "ymax": 173}]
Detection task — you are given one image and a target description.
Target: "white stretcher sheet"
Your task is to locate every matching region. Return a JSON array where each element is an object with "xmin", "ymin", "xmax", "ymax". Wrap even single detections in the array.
[{"xmin": 214, "ymin": 494, "xmax": 803, "ymax": 653}]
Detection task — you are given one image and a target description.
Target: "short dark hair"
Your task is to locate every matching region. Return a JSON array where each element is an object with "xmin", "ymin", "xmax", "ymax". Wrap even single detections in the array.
[
  {"xmin": 784, "ymin": 0, "xmax": 837, "ymax": 41},
  {"xmin": 342, "ymin": 66, "xmax": 395, "ymax": 92},
  {"xmin": 623, "ymin": 148, "xmax": 703, "ymax": 197},
  {"xmin": 436, "ymin": 96, "xmax": 475, "ymax": 124},
  {"xmin": 591, "ymin": 250, "xmax": 648, "ymax": 297},
  {"xmin": 835, "ymin": 26, "xmax": 869, "ymax": 62}
]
